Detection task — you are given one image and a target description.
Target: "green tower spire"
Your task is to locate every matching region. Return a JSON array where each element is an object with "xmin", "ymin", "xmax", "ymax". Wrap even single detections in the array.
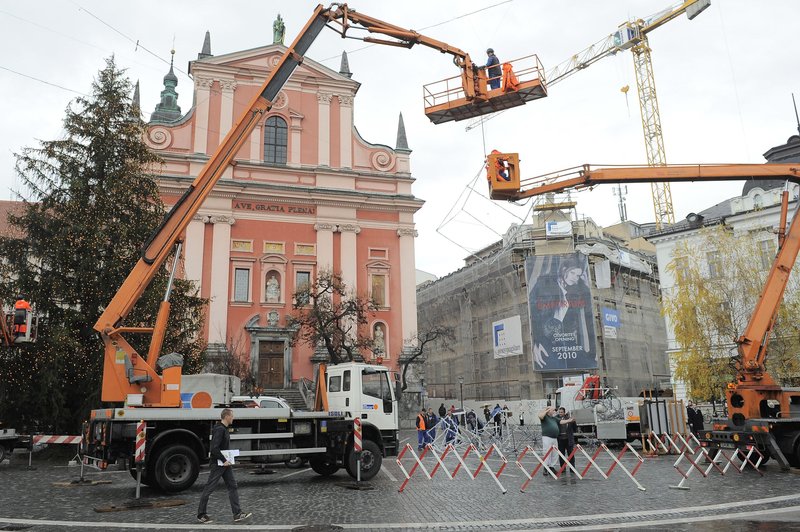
[{"xmin": 151, "ymin": 50, "xmax": 182, "ymax": 123}]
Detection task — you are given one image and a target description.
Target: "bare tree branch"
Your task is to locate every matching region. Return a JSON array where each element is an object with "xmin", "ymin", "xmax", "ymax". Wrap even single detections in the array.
[
  {"xmin": 399, "ymin": 324, "xmax": 455, "ymax": 392},
  {"xmin": 287, "ymin": 269, "xmax": 377, "ymax": 364}
]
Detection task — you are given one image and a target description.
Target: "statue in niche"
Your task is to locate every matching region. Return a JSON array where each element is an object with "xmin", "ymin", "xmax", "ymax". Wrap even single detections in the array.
[
  {"xmin": 273, "ymin": 14, "xmax": 286, "ymax": 45},
  {"xmin": 373, "ymin": 325, "xmax": 385, "ymax": 355},
  {"xmin": 266, "ymin": 274, "xmax": 280, "ymax": 303}
]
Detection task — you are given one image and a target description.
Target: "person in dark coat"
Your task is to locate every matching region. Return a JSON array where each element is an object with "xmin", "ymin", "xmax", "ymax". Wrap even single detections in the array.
[
  {"xmin": 426, "ymin": 408, "xmax": 438, "ymax": 444},
  {"xmin": 493, "ymin": 403, "xmax": 503, "ymax": 437},
  {"xmin": 557, "ymin": 407, "xmax": 577, "ymax": 469},
  {"xmin": 197, "ymin": 409, "xmax": 251, "ymax": 524},
  {"xmin": 687, "ymin": 401, "xmax": 697, "ymax": 434},
  {"xmin": 687, "ymin": 402, "xmax": 704, "ymax": 435},
  {"xmin": 438, "ymin": 403, "xmax": 447, "ymax": 418}
]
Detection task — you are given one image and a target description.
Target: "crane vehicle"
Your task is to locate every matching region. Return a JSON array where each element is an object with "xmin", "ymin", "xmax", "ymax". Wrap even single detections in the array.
[
  {"xmin": 85, "ymin": 3, "xmax": 539, "ymax": 492},
  {"xmin": 469, "ymin": 0, "xmax": 711, "ymax": 229},
  {"xmin": 487, "ymin": 153, "xmax": 800, "ymax": 468}
]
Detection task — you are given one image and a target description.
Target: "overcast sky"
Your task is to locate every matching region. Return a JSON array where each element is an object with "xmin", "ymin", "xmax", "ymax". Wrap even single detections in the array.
[{"xmin": 1, "ymin": 1, "xmax": 798, "ymax": 277}]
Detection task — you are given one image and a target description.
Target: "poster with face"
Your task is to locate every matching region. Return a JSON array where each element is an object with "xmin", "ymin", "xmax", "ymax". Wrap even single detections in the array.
[{"xmin": 525, "ymin": 253, "xmax": 597, "ymax": 372}]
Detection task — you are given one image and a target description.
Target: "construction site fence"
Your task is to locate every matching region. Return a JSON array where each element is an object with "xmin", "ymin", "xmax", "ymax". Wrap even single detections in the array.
[{"xmin": 396, "ymin": 440, "xmax": 646, "ymax": 494}]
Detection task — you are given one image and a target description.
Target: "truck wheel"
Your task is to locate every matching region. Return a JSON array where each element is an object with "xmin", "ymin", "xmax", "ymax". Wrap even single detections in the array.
[
  {"xmin": 345, "ymin": 439, "xmax": 382, "ymax": 481},
  {"xmin": 285, "ymin": 456, "xmax": 306, "ymax": 469},
  {"xmin": 153, "ymin": 444, "xmax": 199, "ymax": 493},
  {"xmin": 309, "ymin": 456, "xmax": 339, "ymax": 476}
]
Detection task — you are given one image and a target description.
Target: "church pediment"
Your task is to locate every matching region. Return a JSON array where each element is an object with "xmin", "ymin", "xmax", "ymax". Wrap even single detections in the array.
[{"xmin": 192, "ymin": 44, "xmax": 358, "ymax": 86}]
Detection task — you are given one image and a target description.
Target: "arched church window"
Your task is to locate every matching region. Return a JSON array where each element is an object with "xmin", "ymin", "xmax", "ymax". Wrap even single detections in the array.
[{"xmin": 263, "ymin": 116, "xmax": 288, "ymax": 164}]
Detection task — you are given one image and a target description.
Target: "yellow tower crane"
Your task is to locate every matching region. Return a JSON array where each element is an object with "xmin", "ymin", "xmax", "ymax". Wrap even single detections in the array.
[
  {"xmin": 468, "ymin": 0, "xmax": 711, "ymax": 228},
  {"xmin": 626, "ymin": 0, "xmax": 711, "ymax": 228}
]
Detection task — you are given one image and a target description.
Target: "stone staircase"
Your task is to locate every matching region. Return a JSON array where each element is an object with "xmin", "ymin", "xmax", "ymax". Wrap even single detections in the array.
[{"xmin": 262, "ymin": 388, "xmax": 309, "ymax": 411}]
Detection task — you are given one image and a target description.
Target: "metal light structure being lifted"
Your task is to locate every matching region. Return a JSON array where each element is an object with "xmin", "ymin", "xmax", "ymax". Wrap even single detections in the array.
[{"xmin": 468, "ymin": 0, "xmax": 711, "ymax": 229}]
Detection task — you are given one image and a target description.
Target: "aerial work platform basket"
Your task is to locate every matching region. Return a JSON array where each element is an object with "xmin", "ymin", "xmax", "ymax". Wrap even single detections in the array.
[{"xmin": 423, "ymin": 54, "xmax": 547, "ymax": 125}]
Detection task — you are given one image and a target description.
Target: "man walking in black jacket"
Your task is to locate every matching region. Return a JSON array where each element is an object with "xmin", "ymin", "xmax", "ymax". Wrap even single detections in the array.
[{"xmin": 197, "ymin": 408, "xmax": 252, "ymax": 524}]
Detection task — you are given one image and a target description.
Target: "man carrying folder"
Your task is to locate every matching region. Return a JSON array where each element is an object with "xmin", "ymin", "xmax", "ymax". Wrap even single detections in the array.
[{"xmin": 197, "ymin": 408, "xmax": 252, "ymax": 524}]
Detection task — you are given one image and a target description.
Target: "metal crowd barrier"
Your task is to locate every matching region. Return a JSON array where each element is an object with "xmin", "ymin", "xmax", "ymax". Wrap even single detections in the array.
[
  {"xmin": 669, "ymin": 442, "xmax": 764, "ymax": 490},
  {"xmin": 516, "ymin": 443, "xmax": 646, "ymax": 492},
  {"xmin": 396, "ymin": 442, "xmax": 509, "ymax": 494}
]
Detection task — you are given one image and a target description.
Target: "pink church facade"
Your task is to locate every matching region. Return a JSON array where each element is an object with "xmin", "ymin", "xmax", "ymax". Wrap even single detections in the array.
[{"xmin": 143, "ymin": 40, "xmax": 422, "ymax": 389}]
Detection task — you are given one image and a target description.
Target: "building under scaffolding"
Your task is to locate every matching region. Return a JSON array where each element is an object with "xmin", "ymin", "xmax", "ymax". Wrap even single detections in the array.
[{"xmin": 417, "ymin": 203, "xmax": 670, "ymax": 402}]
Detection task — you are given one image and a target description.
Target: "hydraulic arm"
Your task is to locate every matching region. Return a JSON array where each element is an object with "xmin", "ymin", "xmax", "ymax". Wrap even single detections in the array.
[{"xmin": 97, "ymin": 4, "xmax": 496, "ymax": 407}]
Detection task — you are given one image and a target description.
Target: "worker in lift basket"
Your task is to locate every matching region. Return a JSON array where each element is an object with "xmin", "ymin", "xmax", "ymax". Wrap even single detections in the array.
[
  {"xmin": 485, "ymin": 48, "xmax": 501, "ymax": 89},
  {"xmin": 13, "ymin": 296, "xmax": 31, "ymax": 338}
]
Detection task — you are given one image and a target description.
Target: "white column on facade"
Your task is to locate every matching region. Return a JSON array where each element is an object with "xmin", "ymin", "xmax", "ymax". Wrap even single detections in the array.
[
  {"xmin": 314, "ymin": 222, "xmax": 335, "ymax": 272},
  {"xmin": 317, "ymin": 92, "xmax": 332, "ymax": 167},
  {"xmin": 338, "ymin": 224, "xmax": 360, "ymax": 292},
  {"xmin": 398, "ymin": 228, "xmax": 419, "ymax": 346},
  {"xmin": 289, "ymin": 112, "xmax": 303, "ymax": 168},
  {"xmin": 209, "ymin": 216, "xmax": 234, "ymax": 344},
  {"xmin": 337, "ymin": 95, "xmax": 353, "ymax": 169},
  {"xmin": 218, "ymin": 79, "xmax": 237, "ymax": 148},
  {"xmin": 338, "ymin": 224, "xmax": 360, "ymax": 344},
  {"xmin": 193, "ymin": 77, "xmax": 213, "ymax": 154},
  {"xmin": 249, "ymin": 121, "xmax": 262, "ymax": 163},
  {"xmin": 184, "ymin": 217, "xmax": 205, "ymax": 289}
]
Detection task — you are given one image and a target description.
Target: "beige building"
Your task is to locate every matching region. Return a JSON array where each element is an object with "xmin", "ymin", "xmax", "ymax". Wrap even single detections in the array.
[{"xmin": 417, "ymin": 202, "xmax": 670, "ymax": 403}]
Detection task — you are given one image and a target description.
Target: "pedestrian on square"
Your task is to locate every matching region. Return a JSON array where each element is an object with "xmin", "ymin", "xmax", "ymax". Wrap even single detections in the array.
[
  {"xmin": 466, "ymin": 409, "xmax": 477, "ymax": 432},
  {"xmin": 538, "ymin": 406, "xmax": 561, "ymax": 474},
  {"xmin": 439, "ymin": 403, "xmax": 447, "ymax": 418},
  {"xmin": 484, "ymin": 405, "xmax": 491, "ymax": 423},
  {"xmin": 416, "ymin": 408, "xmax": 427, "ymax": 450},
  {"xmin": 557, "ymin": 407, "xmax": 577, "ymax": 469},
  {"xmin": 444, "ymin": 413, "xmax": 458, "ymax": 445},
  {"xmin": 426, "ymin": 407, "xmax": 438, "ymax": 444},
  {"xmin": 686, "ymin": 401, "xmax": 695, "ymax": 434},
  {"xmin": 493, "ymin": 403, "xmax": 503, "ymax": 437},
  {"xmin": 197, "ymin": 409, "xmax": 252, "ymax": 524}
]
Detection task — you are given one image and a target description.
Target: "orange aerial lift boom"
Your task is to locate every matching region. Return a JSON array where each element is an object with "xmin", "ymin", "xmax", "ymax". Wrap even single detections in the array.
[
  {"xmin": 96, "ymin": 4, "xmax": 543, "ymax": 408},
  {"xmin": 487, "ymin": 155, "xmax": 800, "ymax": 467}
]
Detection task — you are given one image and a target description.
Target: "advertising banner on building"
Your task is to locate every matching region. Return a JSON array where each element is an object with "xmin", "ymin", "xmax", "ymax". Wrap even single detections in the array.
[
  {"xmin": 545, "ymin": 220, "xmax": 573, "ymax": 239},
  {"xmin": 525, "ymin": 253, "xmax": 598, "ymax": 372},
  {"xmin": 492, "ymin": 315, "xmax": 524, "ymax": 359},
  {"xmin": 602, "ymin": 307, "xmax": 620, "ymax": 339}
]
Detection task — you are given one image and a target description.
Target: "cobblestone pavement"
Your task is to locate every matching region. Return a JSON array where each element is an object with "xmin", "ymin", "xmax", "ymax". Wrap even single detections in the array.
[{"xmin": 1, "ymin": 432, "xmax": 799, "ymax": 531}]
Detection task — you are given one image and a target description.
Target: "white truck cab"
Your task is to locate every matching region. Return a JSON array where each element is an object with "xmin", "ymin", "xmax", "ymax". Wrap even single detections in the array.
[{"xmin": 325, "ymin": 362, "xmax": 398, "ymax": 433}]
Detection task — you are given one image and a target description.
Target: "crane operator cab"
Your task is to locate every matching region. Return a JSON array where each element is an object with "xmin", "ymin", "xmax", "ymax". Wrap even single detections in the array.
[
  {"xmin": 4, "ymin": 297, "xmax": 37, "ymax": 345},
  {"xmin": 486, "ymin": 151, "xmax": 520, "ymax": 200}
]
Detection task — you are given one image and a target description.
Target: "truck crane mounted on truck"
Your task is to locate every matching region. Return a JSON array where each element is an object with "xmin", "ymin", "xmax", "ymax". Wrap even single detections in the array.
[
  {"xmin": 85, "ymin": 4, "xmax": 546, "ymax": 493},
  {"xmin": 487, "ymin": 154, "xmax": 800, "ymax": 468}
]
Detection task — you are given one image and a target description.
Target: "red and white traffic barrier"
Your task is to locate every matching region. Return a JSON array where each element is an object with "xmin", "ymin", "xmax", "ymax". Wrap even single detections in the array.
[
  {"xmin": 396, "ymin": 442, "xmax": 508, "ymax": 494},
  {"xmin": 670, "ymin": 443, "xmax": 763, "ymax": 490},
  {"xmin": 516, "ymin": 443, "xmax": 646, "ymax": 492},
  {"xmin": 28, "ymin": 434, "xmax": 83, "ymax": 470},
  {"xmin": 353, "ymin": 418, "xmax": 362, "ymax": 453},
  {"xmin": 134, "ymin": 420, "xmax": 146, "ymax": 464},
  {"xmin": 32, "ymin": 435, "xmax": 82, "ymax": 445}
]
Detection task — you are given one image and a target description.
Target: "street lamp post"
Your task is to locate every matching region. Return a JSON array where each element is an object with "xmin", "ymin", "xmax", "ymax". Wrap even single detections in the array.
[{"xmin": 458, "ymin": 376, "xmax": 464, "ymax": 411}]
